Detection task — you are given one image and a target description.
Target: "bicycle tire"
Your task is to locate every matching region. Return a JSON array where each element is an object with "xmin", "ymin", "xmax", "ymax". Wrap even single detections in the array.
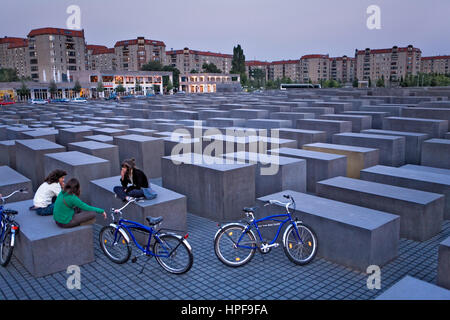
[
  {"xmin": 153, "ymin": 234, "xmax": 193, "ymax": 274},
  {"xmin": 214, "ymin": 224, "xmax": 256, "ymax": 267},
  {"xmin": 0, "ymin": 227, "xmax": 14, "ymax": 267},
  {"xmin": 283, "ymin": 223, "xmax": 318, "ymax": 266},
  {"xmin": 99, "ymin": 226, "xmax": 131, "ymax": 264}
]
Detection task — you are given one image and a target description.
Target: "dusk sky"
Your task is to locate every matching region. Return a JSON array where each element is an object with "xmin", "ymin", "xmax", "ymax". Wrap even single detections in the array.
[{"xmin": 2, "ymin": 0, "xmax": 450, "ymax": 61}]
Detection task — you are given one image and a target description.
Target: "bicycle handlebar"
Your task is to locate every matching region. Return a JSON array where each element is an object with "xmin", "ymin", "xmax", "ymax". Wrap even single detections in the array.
[
  {"xmin": 110, "ymin": 198, "xmax": 137, "ymax": 220},
  {"xmin": 264, "ymin": 194, "xmax": 296, "ymax": 212},
  {"xmin": 1, "ymin": 188, "xmax": 28, "ymax": 203}
]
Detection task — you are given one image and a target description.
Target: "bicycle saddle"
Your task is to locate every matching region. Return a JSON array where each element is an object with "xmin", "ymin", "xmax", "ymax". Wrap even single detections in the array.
[
  {"xmin": 146, "ymin": 216, "xmax": 163, "ymax": 225},
  {"xmin": 243, "ymin": 207, "xmax": 258, "ymax": 213},
  {"xmin": 3, "ymin": 209, "xmax": 18, "ymax": 215}
]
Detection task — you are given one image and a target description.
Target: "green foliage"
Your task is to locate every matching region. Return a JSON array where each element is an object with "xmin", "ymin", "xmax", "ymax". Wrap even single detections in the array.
[
  {"xmin": 115, "ymin": 84, "xmax": 126, "ymax": 93},
  {"xmin": 353, "ymin": 78, "xmax": 359, "ymax": 88},
  {"xmin": 97, "ymin": 81, "xmax": 105, "ymax": 92},
  {"xmin": 190, "ymin": 69, "xmax": 198, "ymax": 73},
  {"xmin": 141, "ymin": 61, "xmax": 180, "ymax": 91},
  {"xmin": 322, "ymin": 79, "xmax": 341, "ymax": 88},
  {"xmin": 0, "ymin": 68, "xmax": 20, "ymax": 82},
  {"xmin": 49, "ymin": 80, "xmax": 58, "ymax": 97},
  {"xmin": 230, "ymin": 44, "xmax": 246, "ymax": 86},
  {"xmin": 376, "ymin": 76, "xmax": 385, "ymax": 88},
  {"xmin": 73, "ymin": 80, "xmax": 82, "ymax": 93},
  {"xmin": 400, "ymin": 73, "xmax": 450, "ymax": 87},
  {"xmin": 16, "ymin": 80, "xmax": 30, "ymax": 97},
  {"xmin": 135, "ymin": 80, "xmax": 142, "ymax": 92},
  {"xmin": 202, "ymin": 63, "xmax": 222, "ymax": 73}
]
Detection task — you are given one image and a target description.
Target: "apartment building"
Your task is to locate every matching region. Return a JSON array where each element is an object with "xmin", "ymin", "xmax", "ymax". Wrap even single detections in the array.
[
  {"xmin": 166, "ymin": 48, "xmax": 232, "ymax": 74},
  {"xmin": 0, "ymin": 37, "xmax": 30, "ymax": 78},
  {"xmin": 355, "ymin": 45, "xmax": 422, "ymax": 83},
  {"xmin": 26, "ymin": 27, "xmax": 86, "ymax": 82},
  {"xmin": 329, "ymin": 55, "xmax": 356, "ymax": 84},
  {"xmin": 86, "ymin": 45, "xmax": 116, "ymax": 71},
  {"xmin": 299, "ymin": 54, "xmax": 330, "ymax": 83},
  {"xmin": 421, "ymin": 56, "xmax": 450, "ymax": 75},
  {"xmin": 269, "ymin": 60, "xmax": 301, "ymax": 82},
  {"xmin": 114, "ymin": 37, "xmax": 166, "ymax": 72},
  {"xmin": 245, "ymin": 60, "xmax": 270, "ymax": 81}
]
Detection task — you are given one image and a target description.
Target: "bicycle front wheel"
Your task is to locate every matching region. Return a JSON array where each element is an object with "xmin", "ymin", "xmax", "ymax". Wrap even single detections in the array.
[
  {"xmin": 283, "ymin": 223, "xmax": 318, "ymax": 265},
  {"xmin": 214, "ymin": 224, "xmax": 256, "ymax": 267},
  {"xmin": 0, "ymin": 227, "xmax": 14, "ymax": 267},
  {"xmin": 153, "ymin": 234, "xmax": 193, "ymax": 274},
  {"xmin": 99, "ymin": 226, "xmax": 131, "ymax": 264}
]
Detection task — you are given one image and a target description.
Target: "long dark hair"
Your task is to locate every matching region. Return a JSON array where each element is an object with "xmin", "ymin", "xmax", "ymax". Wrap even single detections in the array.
[
  {"xmin": 121, "ymin": 158, "xmax": 136, "ymax": 178},
  {"xmin": 44, "ymin": 169, "xmax": 67, "ymax": 184},
  {"xmin": 64, "ymin": 178, "xmax": 81, "ymax": 197}
]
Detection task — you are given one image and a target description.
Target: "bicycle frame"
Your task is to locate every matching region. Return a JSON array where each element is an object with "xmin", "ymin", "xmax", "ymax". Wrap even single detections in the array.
[
  {"xmin": 113, "ymin": 218, "xmax": 180, "ymax": 259},
  {"xmin": 235, "ymin": 213, "xmax": 303, "ymax": 250}
]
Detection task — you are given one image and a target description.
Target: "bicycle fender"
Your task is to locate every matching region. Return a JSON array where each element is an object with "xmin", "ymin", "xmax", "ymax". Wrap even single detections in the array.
[
  {"xmin": 109, "ymin": 223, "xmax": 130, "ymax": 243},
  {"xmin": 214, "ymin": 222, "xmax": 252, "ymax": 240},
  {"xmin": 282, "ymin": 222, "xmax": 299, "ymax": 245},
  {"xmin": 161, "ymin": 233, "xmax": 192, "ymax": 252}
]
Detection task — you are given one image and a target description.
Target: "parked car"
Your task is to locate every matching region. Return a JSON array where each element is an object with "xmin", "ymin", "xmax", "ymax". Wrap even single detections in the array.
[
  {"xmin": 29, "ymin": 99, "xmax": 48, "ymax": 105},
  {"xmin": 71, "ymin": 97, "xmax": 88, "ymax": 103}
]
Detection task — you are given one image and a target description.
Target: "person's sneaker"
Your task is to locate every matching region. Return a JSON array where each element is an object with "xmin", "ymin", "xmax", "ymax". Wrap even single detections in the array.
[{"xmin": 125, "ymin": 196, "xmax": 135, "ymax": 202}]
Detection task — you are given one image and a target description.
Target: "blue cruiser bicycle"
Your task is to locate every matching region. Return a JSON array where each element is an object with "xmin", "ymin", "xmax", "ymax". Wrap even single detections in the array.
[
  {"xmin": 0, "ymin": 189, "xmax": 28, "ymax": 267},
  {"xmin": 99, "ymin": 199, "xmax": 193, "ymax": 274},
  {"xmin": 214, "ymin": 194, "xmax": 318, "ymax": 267}
]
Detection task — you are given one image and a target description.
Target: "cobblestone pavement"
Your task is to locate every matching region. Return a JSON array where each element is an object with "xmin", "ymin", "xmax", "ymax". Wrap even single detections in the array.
[{"xmin": 1, "ymin": 207, "xmax": 449, "ymax": 300}]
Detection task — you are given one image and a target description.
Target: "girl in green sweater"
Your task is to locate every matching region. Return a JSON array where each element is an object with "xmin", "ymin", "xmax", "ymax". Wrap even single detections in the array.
[{"xmin": 53, "ymin": 178, "xmax": 106, "ymax": 228}]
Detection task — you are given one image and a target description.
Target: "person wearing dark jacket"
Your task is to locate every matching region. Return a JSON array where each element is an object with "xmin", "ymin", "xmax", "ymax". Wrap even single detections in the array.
[{"xmin": 113, "ymin": 158, "xmax": 156, "ymax": 201}]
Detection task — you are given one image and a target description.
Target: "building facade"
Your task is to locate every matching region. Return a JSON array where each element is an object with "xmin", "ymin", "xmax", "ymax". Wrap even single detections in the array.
[
  {"xmin": 0, "ymin": 37, "xmax": 30, "ymax": 78},
  {"xmin": 329, "ymin": 55, "xmax": 356, "ymax": 84},
  {"xmin": 26, "ymin": 27, "xmax": 87, "ymax": 83},
  {"xmin": 269, "ymin": 60, "xmax": 301, "ymax": 82},
  {"xmin": 166, "ymin": 48, "xmax": 232, "ymax": 74},
  {"xmin": 299, "ymin": 54, "xmax": 330, "ymax": 84},
  {"xmin": 421, "ymin": 56, "xmax": 450, "ymax": 75},
  {"xmin": 355, "ymin": 45, "xmax": 422, "ymax": 83},
  {"xmin": 71, "ymin": 70, "xmax": 172, "ymax": 96},
  {"xmin": 86, "ymin": 45, "xmax": 116, "ymax": 71},
  {"xmin": 179, "ymin": 73, "xmax": 240, "ymax": 93},
  {"xmin": 245, "ymin": 60, "xmax": 270, "ymax": 81},
  {"xmin": 114, "ymin": 37, "xmax": 166, "ymax": 72}
]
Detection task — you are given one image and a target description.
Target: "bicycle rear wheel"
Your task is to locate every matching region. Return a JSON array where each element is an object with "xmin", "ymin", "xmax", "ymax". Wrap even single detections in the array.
[
  {"xmin": 214, "ymin": 224, "xmax": 256, "ymax": 267},
  {"xmin": 99, "ymin": 226, "xmax": 131, "ymax": 264},
  {"xmin": 283, "ymin": 223, "xmax": 318, "ymax": 265},
  {"xmin": 0, "ymin": 227, "xmax": 14, "ymax": 267},
  {"xmin": 153, "ymin": 234, "xmax": 193, "ymax": 274}
]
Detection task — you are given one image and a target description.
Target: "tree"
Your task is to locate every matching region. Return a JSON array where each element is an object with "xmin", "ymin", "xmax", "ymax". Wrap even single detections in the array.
[
  {"xmin": 376, "ymin": 76, "xmax": 385, "ymax": 88},
  {"xmin": 141, "ymin": 61, "xmax": 180, "ymax": 93},
  {"xmin": 0, "ymin": 68, "xmax": 19, "ymax": 82},
  {"xmin": 190, "ymin": 69, "xmax": 198, "ymax": 73},
  {"xmin": 166, "ymin": 79, "xmax": 174, "ymax": 93},
  {"xmin": 352, "ymin": 78, "xmax": 359, "ymax": 88},
  {"xmin": 230, "ymin": 44, "xmax": 246, "ymax": 85},
  {"xmin": 135, "ymin": 80, "xmax": 142, "ymax": 93},
  {"xmin": 202, "ymin": 62, "xmax": 222, "ymax": 74},
  {"xmin": 368, "ymin": 78, "xmax": 372, "ymax": 88},
  {"xmin": 97, "ymin": 81, "xmax": 105, "ymax": 93},
  {"xmin": 115, "ymin": 84, "xmax": 126, "ymax": 93},
  {"xmin": 16, "ymin": 80, "xmax": 30, "ymax": 100},
  {"xmin": 49, "ymin": 80, "xmax": 58, "ymax": 98},
  {"xmin": 96, "ymin": 81, "xmax": 105, "ymax": 98},
  {"xmin": 73, "ymin": 80, "xmax": 82, "ymax": 93}
]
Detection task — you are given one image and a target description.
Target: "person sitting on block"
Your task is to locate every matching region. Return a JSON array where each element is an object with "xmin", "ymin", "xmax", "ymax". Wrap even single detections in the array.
[
  {"xmin": 31, "ymin": 169, "xmax": 67, "ymax": 216},
  {"xmin": 53, "ymin": 178, "xmax": 106, "ymax": 228},
  {"xmin": 113, "ymin": 158, "xmax": 157, "ymax": 202}
]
